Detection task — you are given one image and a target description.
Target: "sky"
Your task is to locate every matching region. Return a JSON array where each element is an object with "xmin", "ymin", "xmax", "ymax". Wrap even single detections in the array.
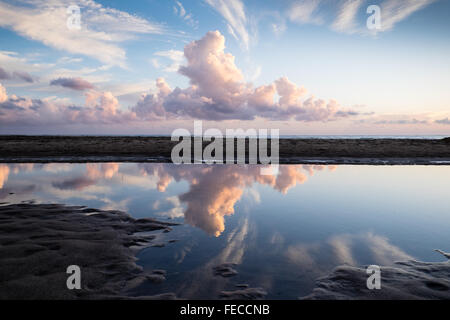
[{"xmin": 0, "ymin": 0, "xmax": 449, "ymax": 135}]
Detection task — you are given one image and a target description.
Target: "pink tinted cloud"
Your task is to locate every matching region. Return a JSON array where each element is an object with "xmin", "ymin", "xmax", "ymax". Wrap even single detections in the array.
[
  {"xmin": 0, "ymin": 83, "xmax": 7, "ymax": 103},
  {"xmin": 138, "ymin": 164, "xmax": 333, "ymax": 236},
  {"xmin": 0, "ymin": 86, "xmax": 136, "ymax": 126},
  {"xmin": 133, "ymin": 31, "xmax": 357, "ymax": 121},
  {"xmin": 1, "ymin": 31, "xmax": 358, "ymax": 127},
  {"xmin": 133, "ymin": 31, "xmax": 358, "ymax": 122}
]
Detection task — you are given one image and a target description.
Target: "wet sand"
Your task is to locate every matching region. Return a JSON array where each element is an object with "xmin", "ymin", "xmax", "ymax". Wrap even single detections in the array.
[
  {"xmin": 1, "ymin": 136, "xmax": 449, "ymax": 164},
  {"xmin": 0, "ymin": 203, "xmax": 179, "ymax": 299},
  {"xmin": 302, "ymin": 251, "xmax": 450, "ymax": 300}
]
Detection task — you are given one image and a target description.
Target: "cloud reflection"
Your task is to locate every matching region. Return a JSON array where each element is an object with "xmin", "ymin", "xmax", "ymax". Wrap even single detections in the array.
[
  {"xmin": 286, "ymin": 232, "xmax": 413, "ymax": 276},
  {"xmin": 140, "ymin": 164, "xmax": 334, "ymax": 236},
  {"xmin": 0, "ymin": 163, "xmax": 335, "ymax": 236},
  {"xmin": 0, "ymin": 164, "xmax": 9, "ymax": 188}
]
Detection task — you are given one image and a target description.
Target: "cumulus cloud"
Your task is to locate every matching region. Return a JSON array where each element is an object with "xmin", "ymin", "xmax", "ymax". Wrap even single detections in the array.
[
  {"xmin": 133, "ymin": 31, "xmax": 358, "ymax": 122},
  {"xmin": 1, "ymin": 31, "xmax": 359, "ymax": 126},
  {"xmin": 50, "ymin": 77, "xmax": 95, "ymax": 91},
  {"xmin": 0, "ymin": 0, "xmax": 165, "ymax": 66},
  {"xmin": 0, "ymin": 84, "xmax": 136, "ymax": 126},
  {"xmin": 0, "ymin": 83, "xmax": 7, "ymax": 103}
]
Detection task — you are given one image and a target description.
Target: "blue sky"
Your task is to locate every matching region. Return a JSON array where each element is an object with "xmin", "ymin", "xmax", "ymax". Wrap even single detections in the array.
[{"xmin": 0, "ymin": 0, "xmax": 449, "ymax": 134}]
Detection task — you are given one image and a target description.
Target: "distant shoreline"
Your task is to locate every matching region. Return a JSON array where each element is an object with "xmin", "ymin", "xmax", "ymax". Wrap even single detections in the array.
[
  {"xmin": 1, "ymin": 136, "xmax": 449, "ymax": 165},
  {"xmin": 0, "ymin": 134, "xmax": 448, "ymax": 139}
]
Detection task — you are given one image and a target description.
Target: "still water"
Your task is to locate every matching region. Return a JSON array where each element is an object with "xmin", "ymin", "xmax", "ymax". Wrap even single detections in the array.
[{"xmin": 1, "ymin": 163, "xmax": 449, "ymax": 299}]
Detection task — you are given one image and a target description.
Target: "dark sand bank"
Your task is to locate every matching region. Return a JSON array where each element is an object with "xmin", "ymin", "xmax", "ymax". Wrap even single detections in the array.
[
  {"xmin": 0, "ymin": 203, "xmax": 178, "ymax": 299},
  {"xmin": 1, "ymin": 136, "xmax": 450, "ymax": 164},
  {"xmin": 302, "ymin": 251, "xmax": 450, "ymax": 300}
]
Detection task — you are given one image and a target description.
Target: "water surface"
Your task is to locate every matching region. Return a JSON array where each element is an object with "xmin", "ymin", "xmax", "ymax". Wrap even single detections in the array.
[{"xmin": 1, "ymin": 163, "xmax": 449, "ymax": 299}]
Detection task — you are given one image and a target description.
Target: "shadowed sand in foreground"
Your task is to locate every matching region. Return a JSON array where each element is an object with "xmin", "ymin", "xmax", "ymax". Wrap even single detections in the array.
[
  {"xmin": 1, "ymin": 203, "xmax": 449, "ymax": 300},
  {"xmin": 1, "ymin": 136, "xmax": 450, "ymax": 164},
  {"xmin": 302, "ymin": 251, "xmax": 450, "ymax": 300},
  {"xmin": 0, "ymin": 203, "xmax": 179, "ymax": 299}
]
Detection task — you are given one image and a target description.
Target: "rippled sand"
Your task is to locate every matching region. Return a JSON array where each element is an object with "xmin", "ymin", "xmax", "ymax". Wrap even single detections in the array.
[
  {"xmin": 302, "ymin": 252, "xmax": 450, "ymax": 300},
  {"xmin": 0, "ymin": 203, "xmax": 178, "ymax": 299}
]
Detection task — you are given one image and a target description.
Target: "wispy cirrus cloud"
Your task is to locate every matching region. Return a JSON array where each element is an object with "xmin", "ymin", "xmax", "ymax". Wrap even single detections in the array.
[
  {"xmin": 288, "ymin": 0, "xmax": 324, "ymax": 25},
  {"xmin": 331, "ymin": 0, "xmax": 365, "ymax": 33},
  {"xmin": 173, "ymin": 1, "xmax": 198, "ymax": 28},
  {"xmin": 379, "ymin": 0, "xmax": 438, "ymax": 32},
  {"xmin": 288, "ymin": 0, "xmax": 437, "ymax": 34},
  {"xmin": 204, "ymin": 0, "xmax": 251, "ymax": 50},
  {"xmin": 0, "ymin": 51, "xmax": 54, "ymax": 75},
  {"xmin": 0, "ymin": 0, "xmax": 166, "ymax": 67}
]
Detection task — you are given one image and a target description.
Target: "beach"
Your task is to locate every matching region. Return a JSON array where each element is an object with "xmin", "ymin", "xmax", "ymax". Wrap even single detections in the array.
[
  {"xmin": 0, "ymin": 203, "xmax": 178, "ymax": 299},
  {"xmin": 1, "ymin": 136, "xmax": 449, "ymax": 164},
  {"xmin": 1, "ymin": 138, "xmax": 450, "ymax": 300},
  {"xmin": 302, "ymin": 254, "xmax": 450, "ymax": 300}
]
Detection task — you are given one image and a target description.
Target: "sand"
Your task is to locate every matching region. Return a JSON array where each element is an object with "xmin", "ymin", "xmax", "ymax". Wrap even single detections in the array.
[
  {"xmin": 1, "ymin": 136, "xmax": 450, "ymax": 164},
  {"xmin": 302, "ymin": 250, "xmax": 450, "ymax": 300},
  {"xmin": 213, "ymin": 263, "xmax": 238, "ymax": 277},
  {"xmin": 0, "ymin": 203, "xmax": 179, "ymax": 299},
  {"xmin": 220, "ymin": 287, "xmax": 268, "ymax": 300}
]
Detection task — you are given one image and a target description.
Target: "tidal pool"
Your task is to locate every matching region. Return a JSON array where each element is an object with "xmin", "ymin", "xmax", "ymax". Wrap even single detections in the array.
[{"xmin": 1, "ymin": 163, "xmax": 449, "ymax": 299}]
